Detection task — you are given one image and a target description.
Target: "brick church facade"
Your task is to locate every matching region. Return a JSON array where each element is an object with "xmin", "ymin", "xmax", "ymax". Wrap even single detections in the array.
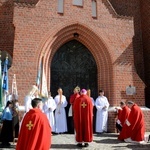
[{"xmin": 0, "ymin": 0, "xmax": 150, "ymax": 132}]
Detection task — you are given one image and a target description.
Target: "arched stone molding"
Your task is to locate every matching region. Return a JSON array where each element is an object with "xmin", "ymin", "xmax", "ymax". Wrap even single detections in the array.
[{"xmin": 37, "ymin": 22, "xmax": 114, "ymax": 105}]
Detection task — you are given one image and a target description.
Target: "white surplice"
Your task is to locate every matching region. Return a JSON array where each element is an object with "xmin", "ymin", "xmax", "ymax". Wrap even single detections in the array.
[
  {"xmin": 54, "ymin": 95, "xmax": 68, "ymax": 133},
  {"xmin": 90, "ymin": 97, "xmax": 95, "ymax": 106},
  {"xmin": 95, "ymin": 95, "xmax": 110, "ymax": 133},
  {"xmin": 19, "ymin": 95, "xmax": 35, "ymax": 132},
  {"xmin": 24, "ymin": 95, "xmax": 35, "ymax": 113},
  {"xmin": 43, "ymin": 96, "xmax": 56, "ymax": 132}
]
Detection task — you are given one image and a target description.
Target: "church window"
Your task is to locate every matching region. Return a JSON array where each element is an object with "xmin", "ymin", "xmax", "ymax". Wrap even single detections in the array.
[
  {"xmin": 92, "ymin": 0, "xmax": 97, "ymax": 18},
  {"xmin": 57, "ymin": 0, "xmax": 64, "ymax": 14},
  {"xmin": 73, "ymin": 0, "xmax": 83, "ymax": 7}
]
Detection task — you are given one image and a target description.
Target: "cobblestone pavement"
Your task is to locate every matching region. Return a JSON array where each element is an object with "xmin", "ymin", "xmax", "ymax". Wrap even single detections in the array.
[
  {"xmin": 0, "ymin": 133, "xmax": 150, "ymax": 150},
  {"xmin": 51, "ymin": 133, "xmax": 150, "ymax": 150}
]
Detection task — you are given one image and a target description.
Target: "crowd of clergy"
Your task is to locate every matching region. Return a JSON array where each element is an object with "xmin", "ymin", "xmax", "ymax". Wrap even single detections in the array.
[
  {"xmin": 115, "ymin": 101, "xmax": 150, "ymax": 144},
  {"xmin": 24, "ymin": 86, "xmax": 110, "ymax": 135},
  {"xmin": 0, "ymin": 85, "xmax": 149, "ymax": 149}
]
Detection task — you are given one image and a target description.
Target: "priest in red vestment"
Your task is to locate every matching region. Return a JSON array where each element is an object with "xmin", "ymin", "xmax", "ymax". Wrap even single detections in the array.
[
  {"xmin": 118, "ymin": 101, "xmax": 145, "ymax": 143},
  {"xmin": 69, "ymin": 86, "xmax": 80, "ymax": 116},
  {"xmin": 73, "ymin": 89, "xmax": 93, "ymax": 147},
  {"xmin": 70, "ymin": 86, "xmax": 80, "ymax": 106},
  {"xmin": 68, "ymin": 86, "xmax": 80, "ymax": 133},
  {"xmin": 116, "ymin": 101, "xmax": 130, "ymax": 132},
  {"xmin": 16, "ymin": 98, "xmax": 51, "ymax": 150}
]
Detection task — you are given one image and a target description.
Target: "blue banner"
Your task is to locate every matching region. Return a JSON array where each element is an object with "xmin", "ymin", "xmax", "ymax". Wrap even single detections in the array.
[{"xmin": 2, "ymin": 57, "xmax": 9, "ymax": 92}]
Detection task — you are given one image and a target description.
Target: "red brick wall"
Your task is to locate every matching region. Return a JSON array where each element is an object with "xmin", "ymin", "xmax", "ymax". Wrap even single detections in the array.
[
  {"xmin": 108, "ymin": 110, "xmax": 118, "ymax": 133},
  {"xmin": 110, "ymin": 0, "xmax": 144, "ymax": 78},
  {"xmin": 143, "ymin": 110, "xmax": 150, "ymax": 132},
  {"xmin": 1, "ymin": 0, "xmax": 149, "ymax": 131},
  {"xmin": 7, "ymin": 0, "xmax": 145, "ymax": 106},
  {"xmin": 0, "ymin": 0, "xmax": 14, "ymax": 56}
]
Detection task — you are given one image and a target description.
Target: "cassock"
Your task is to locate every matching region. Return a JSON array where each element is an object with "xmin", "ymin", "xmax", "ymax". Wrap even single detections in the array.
[
  {"xmin": 95, "ymin": 95, "xmax": 110, "ymax": 133},
  {"xmin": 116, "ymin": 106, "xmax": 130, "ymax": 131},
  {"xmin": 54, "ymin": 95, "xmax": 68, "ymax": 133},
  {"xmin": 16, "ymin": 108, "xmax": 51, "ymax": 150},
  {"xmin": 118, "ymin": 104, "xmax": 145, "ymax": 142},
  {"xmin": 73, "ymin": 94, "xmax": 93, "ymax": 143},
  {"xmin": 116, "ymin": 109, "xmax": 122, "ymax": 131},
  {"xmin": 43, "ymin": 96, "xmax": 56, "ymax": 132},
  {"xmin": 118, "ymin": 106, "xmax": 130, "ymax": 126}
]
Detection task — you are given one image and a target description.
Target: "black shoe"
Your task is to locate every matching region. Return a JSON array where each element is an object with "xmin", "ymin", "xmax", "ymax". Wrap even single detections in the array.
[
  {"xmin": 77, "ymin": 143, "xmax": 83, "ymax": 147},
  {"xmin": 84, "ymin": 143, "xmax": 89, "ymax": 147}
]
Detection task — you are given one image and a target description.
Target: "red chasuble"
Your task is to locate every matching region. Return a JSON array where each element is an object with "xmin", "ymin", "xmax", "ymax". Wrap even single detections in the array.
[
  {"xmin": 118, "ymin": 106, "xmax": 130, "ymax": 125},
  {"xmin": 73, "ymin": 94, "xmax": 93, "ymax": 143},
  {"xmin": 16, "ymin": 108, "xmax": 51, "ymax": 150},
  {"xmin": 119, "ymin": 104, "xmax": 145, "ymax": 141},
  {"xmin": 69, "ymin": 93, "xmax": 80, "ymax": 105}
]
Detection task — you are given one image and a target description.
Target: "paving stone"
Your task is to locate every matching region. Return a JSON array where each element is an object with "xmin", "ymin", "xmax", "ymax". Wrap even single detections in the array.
[{"xmin": 0, "ymin": 133, "xmax": 150, "ymax": 150}]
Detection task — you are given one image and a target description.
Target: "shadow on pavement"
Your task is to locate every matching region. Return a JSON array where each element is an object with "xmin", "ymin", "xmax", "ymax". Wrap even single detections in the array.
[
  {"xmin": 94, "ymin": 138, "xmax": 122, "ymax": 144},
  {"xmin": 95, "ymin": 133, "xmax": 118, "ymax": 138},
  {"xmin": 127, "ymin": 143, "xmax": 150, "ymax": 149},
  {"xmin": 51, "ymin": 144, "xmax": 82, "ymax": 149},
  {"xmin": 110, "ymin": 143, "xmax": 150, "ymax": 150}
]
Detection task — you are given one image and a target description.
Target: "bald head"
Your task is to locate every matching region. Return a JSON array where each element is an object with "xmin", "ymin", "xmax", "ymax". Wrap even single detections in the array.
[{"xmin": 127, "ymin": 100, "xmax": 134, "ymax": 108}]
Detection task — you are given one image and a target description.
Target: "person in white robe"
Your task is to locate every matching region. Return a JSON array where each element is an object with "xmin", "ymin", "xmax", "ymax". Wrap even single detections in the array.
[
  {"xmin": 19, "ymin": 85, "xmax": 39, "ymax": 132},
  {"xmin": 43, "ymin": 92, "xmax": 56, "ymax": 132},
  {"xmin": 95, "ymin": 89, "xmax": 110, "ymax": 133},
  {"xmin": 54, "ymin": 88, "xmax": 68, "ymax": 134},
  {"xmin": 24, "ymin": 85, "xmax": 39, "ymax": 113}
]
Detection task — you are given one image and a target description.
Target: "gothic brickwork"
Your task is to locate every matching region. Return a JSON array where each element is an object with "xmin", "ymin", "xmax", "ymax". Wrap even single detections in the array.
[
  {"xmin": 0, "ymin": 0, "xmax": 14, "ymax": 55},
  {"xmin": 0, "ymin": 0, "xmax": 149, "ymax": 132}
]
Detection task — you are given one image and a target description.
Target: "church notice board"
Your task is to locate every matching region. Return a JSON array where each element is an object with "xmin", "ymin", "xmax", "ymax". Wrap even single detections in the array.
[{"xmin": 126, "ymin": 85, "xmax": 136, "ymax": 95}]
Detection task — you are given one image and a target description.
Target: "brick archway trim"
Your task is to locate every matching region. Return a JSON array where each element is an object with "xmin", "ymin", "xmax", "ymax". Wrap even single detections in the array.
[{"xmin": 37, "ymin": 22, "xmax": 114, "ymax": 102}]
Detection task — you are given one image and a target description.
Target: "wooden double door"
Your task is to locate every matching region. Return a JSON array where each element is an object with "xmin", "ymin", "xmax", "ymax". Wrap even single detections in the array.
[{"xmin": 51, "ymin": 40, "xmax": 98, "ymax": 133}]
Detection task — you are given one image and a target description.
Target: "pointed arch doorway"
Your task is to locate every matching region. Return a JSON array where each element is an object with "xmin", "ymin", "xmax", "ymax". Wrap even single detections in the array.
[
  {"xmin": 50, "ymin": 39, "xmax": 98, "ymax": 133},
  {"xmin": 50, "ymin": 40, "xmax": 98, "ymax": 100}
]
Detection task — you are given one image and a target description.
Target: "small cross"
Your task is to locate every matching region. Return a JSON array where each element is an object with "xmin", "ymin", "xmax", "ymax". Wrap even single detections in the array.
[
  {"xmin": 81, "ymin": 102, "xmax": 87, "ymax": 108},
  {"xmin": 26, "ymin": 121, "xmax": 34, "ymax": 130}
]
